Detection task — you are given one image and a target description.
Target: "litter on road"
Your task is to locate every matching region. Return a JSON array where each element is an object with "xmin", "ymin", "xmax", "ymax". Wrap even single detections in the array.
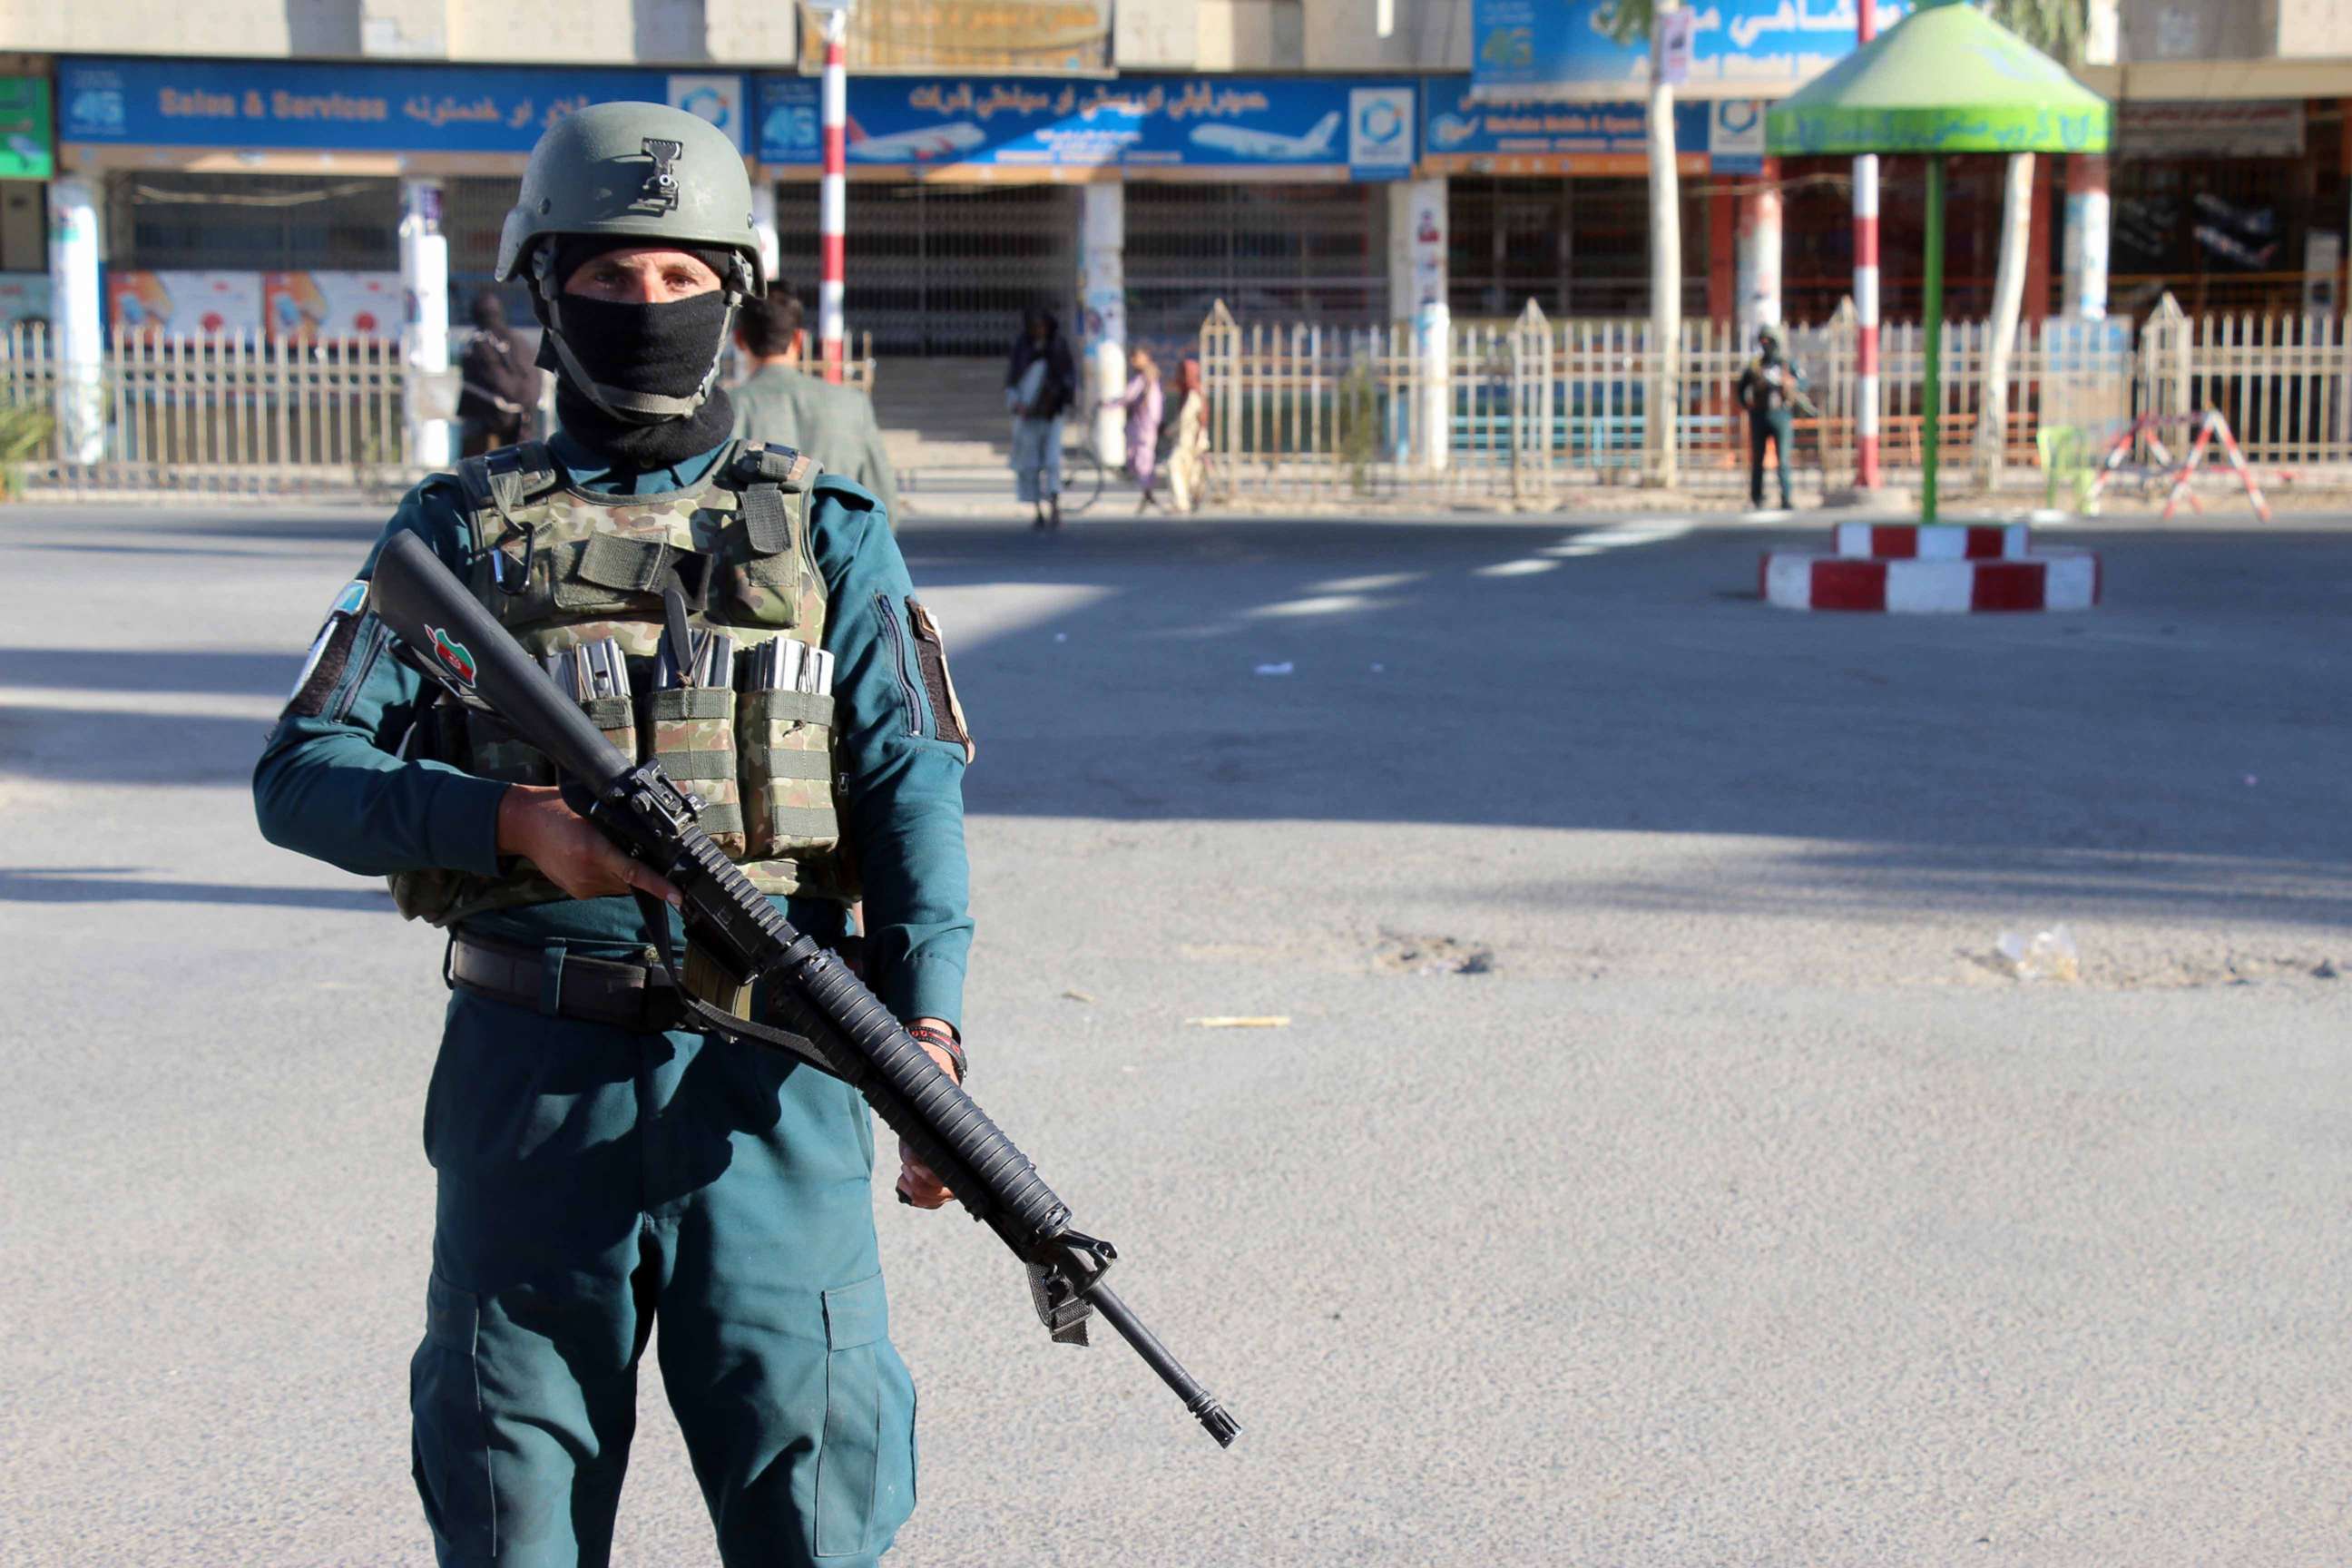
[
  {"xmin": 1997, "ymin": 924, "xmax": 2082, "ymax": 984},
  {"xmin": 1184, "ymin": 1015, "xmax": 1292, "ymax": 1029}
]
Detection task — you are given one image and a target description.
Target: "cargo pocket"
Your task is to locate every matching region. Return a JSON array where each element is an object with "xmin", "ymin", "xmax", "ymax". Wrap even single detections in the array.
[
  {"xmin": 739, "ymin": 686, "xmax": 838, "ymax": 860},
  {"xmin": 647, "ymin": 685, "xmax": 744, "ymax": 858},
  {"xmin": 721, "ymin": 551, "xmax": 806, "ymax": 629},
  {"xmin": 815, "ymin": 1273, "xmax": 917, "ymax": 1559},
  {"xmin": 410, "ymin": 1272, "xmax": 495, "ymax": 1561}
]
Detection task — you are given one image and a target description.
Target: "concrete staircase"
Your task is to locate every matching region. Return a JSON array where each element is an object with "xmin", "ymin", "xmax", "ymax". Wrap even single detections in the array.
[{"xmin": 871, "ymin": 357, "xmax": 1012, "ymax": 478}]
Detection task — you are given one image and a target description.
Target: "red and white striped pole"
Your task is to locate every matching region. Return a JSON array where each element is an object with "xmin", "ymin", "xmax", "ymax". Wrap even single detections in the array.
[
  {"xmin": 1854, "ymin": 0, "xmax": 1881, "ymax": 489},
  {"xmin": 818, "ymin": 5, "xmax": 848, "ymax": 384}
]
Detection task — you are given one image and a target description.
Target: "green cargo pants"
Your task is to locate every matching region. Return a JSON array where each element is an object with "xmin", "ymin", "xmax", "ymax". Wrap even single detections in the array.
[
  {"xmin": 410, "ymin": 988, "xmax": 917, "ymax": 1567},
  {"xmin": 1749, "ymin": 407, "xmax": 1796, "ymax": 510}
]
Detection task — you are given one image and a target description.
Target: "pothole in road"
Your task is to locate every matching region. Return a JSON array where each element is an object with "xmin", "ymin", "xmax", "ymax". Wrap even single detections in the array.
[{"xmin": 1373, "ymin": 931, "xmax": 1496, "ymax": 976}]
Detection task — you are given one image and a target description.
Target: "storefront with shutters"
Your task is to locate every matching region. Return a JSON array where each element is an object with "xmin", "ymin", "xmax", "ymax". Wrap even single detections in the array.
[
  {"xmin": 2104, "ymin": 98, "xmax": 2349, "ymax": 318},
  {"xmin": 52, "ymin": 54, "xmax": 751, "ymax": 338},
  {"xmin": 1419, "ymin": 78, "xmax": 1711, "ymax": 322}
]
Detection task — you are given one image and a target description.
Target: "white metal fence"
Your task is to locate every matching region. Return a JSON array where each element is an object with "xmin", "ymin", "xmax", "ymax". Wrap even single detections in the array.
[
  {"xmin": 1196, "ymin": 292, "xmax": 2352, "ymax": 504},
  {"xmin": 0, "ymin": 325, "xmax": 879, "ymax": 499},
  {"xmin": 3, "ymin": 298, "xmax": 2346, "ymax": 502}
]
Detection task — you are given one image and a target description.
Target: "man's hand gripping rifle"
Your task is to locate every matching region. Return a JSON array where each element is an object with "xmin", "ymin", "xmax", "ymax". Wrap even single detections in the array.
[{"xmin": 369, "ymin": 530, "xmax": 1240, "ymax": 1449}]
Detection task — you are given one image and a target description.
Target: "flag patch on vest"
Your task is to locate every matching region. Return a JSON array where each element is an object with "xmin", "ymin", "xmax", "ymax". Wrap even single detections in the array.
[{"xmin": 426, "ymin": 626, "xmax": 478, "ymax": 688}]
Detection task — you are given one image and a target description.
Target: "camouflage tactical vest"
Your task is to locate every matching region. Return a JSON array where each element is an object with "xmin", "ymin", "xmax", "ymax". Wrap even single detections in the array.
[{"xmin": 388, "ymin": 438, "xmax": 856, "ymax": 927}]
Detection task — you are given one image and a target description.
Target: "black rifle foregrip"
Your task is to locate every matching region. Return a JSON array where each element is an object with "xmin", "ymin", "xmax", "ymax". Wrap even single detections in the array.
[
  {"xmin": 785, "ymin": 942, "xmax": 1073, "ymax": 1251},
  {"xmin": 668, "ymin": 828, "xmax": 1073, "ymax": 1254}
]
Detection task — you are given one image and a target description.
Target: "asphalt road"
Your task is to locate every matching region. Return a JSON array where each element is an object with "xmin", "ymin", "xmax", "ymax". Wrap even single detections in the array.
[{"xmin": 1, "ymin": 501, "xmax": 2346, "ymax": 1567}]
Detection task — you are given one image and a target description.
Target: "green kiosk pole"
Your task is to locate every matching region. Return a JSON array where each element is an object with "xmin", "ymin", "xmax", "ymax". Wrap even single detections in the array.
[
  {"xmin": 1766, "ymin": 2, "xmax": 2109, "ymax": 528},
  {"xmin": 1920, "ymin": 154, "xmax": 1945, "ymax": 524}
]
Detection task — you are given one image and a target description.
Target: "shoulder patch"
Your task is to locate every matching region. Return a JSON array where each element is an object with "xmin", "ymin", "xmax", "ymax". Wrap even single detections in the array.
[
  {"xmin": 811, "ymin": 473, "xmax": 880, "ymax": 512},
  {"xmin": 283, "ymin": 581, "xmax": 370, "ymax": 717},
  {"xmin": 905, "ymin": 598, "xmax": 975, "ymax": 765}
]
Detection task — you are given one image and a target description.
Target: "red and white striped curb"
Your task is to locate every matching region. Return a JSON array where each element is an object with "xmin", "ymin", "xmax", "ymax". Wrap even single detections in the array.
[
  {"xmin": 1834, "ymin": 522, "xmax": 2032, "ymax": 560},
  {"xmin": 1763, "ymin": 549, "xmax": 2101, "ymax": 612}
]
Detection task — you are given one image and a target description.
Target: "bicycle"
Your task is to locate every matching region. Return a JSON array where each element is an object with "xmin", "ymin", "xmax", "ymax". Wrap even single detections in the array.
[{"xmin": 1056, "ymin": 439, "xmax": 1105, "ymax": 514}]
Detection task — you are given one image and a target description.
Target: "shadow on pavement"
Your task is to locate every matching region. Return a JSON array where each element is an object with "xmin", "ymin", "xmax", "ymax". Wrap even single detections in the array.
[
  {"xmin": 5, "ymin": 510, "xmax": 2346, "ymax": 928},
  {"xmin": 888, "ymin": 517, "xmax": 2352, "ymax": 926},
  {"xmin": 0, "ymin": 710, "xmax": 270, "ymax": 785},
  {"xmin": 4, "ymin": 540, "xmax": 276, "ymax": 559},
  {"xmin": 0, "ymin": 648, "xmax": 298, "ymax": 698},
  {"xmin": 0, "ymin": 867, "xmax": 389, "ymax": 911}
]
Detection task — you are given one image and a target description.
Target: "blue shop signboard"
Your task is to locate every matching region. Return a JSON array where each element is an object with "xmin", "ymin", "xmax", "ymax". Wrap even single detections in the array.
[
  {"xmin": 1422, "ymin": 76, "xmax": 1710, "ymax": 173},
  {"xmin": 757, "ymin": 74, "xmax": 1416, "ymax": 181},
  {"xmin": 58, "ymin": 56, "xmax": 749, "ymax": 153},
  {"xmin": 1472, "ymin": 0, "xmax": 1908, "ymax": 98}
]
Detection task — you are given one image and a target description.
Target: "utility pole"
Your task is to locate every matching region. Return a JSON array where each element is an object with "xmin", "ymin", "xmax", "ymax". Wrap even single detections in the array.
[
  {"xmin": 1647, "ymin": 0, "xmax": 1683, "ymax": 487},
  {"xmin": 807, "ymin": 0, "xmax": 851, "ymax": 383},
  {"xmin": 1854, "ymin": 0, "xmax": 1882, "ymax": 489}
]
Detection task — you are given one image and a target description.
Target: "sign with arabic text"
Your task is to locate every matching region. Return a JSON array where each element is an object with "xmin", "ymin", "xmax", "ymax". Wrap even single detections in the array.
[
  {"xmin": 1473, "ymin": 0, "xmax": 1908, "ymax": 101},
  {"xmin": 2118, "ymin": 100, "xmax": 2305, "ymax": 161},
  {"xmin": 58, "ymin": 57, "xmax": 745, "ymax": 154},
  {"xmin": 1423, "ymin": 77, "xmax": 1709, "ymax": 175},
  {"xmin": 0, "ymin": 77, "xmax": 54, "ymax": 180},
  {"xmin": 758, "ymin": 74, "xmax": 1416, "ymax": 181}
]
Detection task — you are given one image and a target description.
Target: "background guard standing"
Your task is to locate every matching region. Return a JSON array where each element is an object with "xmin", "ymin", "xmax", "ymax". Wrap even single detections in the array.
[{"xmin": 1737, "ymin": 323, "xmax": 1818, "ymax": 512}]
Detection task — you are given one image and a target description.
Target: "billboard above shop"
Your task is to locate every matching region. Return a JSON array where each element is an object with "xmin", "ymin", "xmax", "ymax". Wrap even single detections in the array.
[
  {"xmin": 0, "ymin": 77, "xmax": 54, "ymax": 180},
  {"xmin": 1422, "ymin": 76, "xmax": 1710, "ymax": 175},
  {"xmin": 2117, "ymin": 100, "xmax": 2305, "ymax": 161},
  {"xmin": 1472, "ymin": 0, "xmax": 1909, "ymax": 101},
  {"xmin": 800, "ymin": 0, "xmax": 1112, "ymax": 74},
  {"xmin": 757, "ymin": 74, "xmax": 1416, "ymax": 181},
  {"xmin": 57, "ymin": 57, "xmax": 747, "ymax": 156}
]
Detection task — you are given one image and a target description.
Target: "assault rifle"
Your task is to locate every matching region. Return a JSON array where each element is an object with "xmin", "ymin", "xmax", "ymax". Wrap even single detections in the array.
[{"xmin": 369, "ymin": 529, "xmax": 1240, "ymax": 1449}]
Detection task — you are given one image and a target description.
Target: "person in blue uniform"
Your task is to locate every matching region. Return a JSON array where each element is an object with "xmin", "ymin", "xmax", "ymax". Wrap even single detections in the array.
[{"xmin": 252, "ymin": 103, "xmax": 974, "ymax": 1568}]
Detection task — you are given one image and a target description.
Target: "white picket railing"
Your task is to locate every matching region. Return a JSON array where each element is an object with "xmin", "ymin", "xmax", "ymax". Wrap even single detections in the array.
[
  {"xmin": 0, "ymin": 324, "xmax": 880, "ymax": 498},
  {"xmin": 1196, "ymin": 292, "xmax": 2352, "ymax": 502},
  {"xmin": 1, "ymin": 298, "xmax": 2344, "ymax": 501}
]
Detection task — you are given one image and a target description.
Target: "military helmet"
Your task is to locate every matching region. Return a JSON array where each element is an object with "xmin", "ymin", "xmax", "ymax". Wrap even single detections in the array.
[{"xmin": 497, "ymin": 101, "xmax": 763, "ymax": 295}]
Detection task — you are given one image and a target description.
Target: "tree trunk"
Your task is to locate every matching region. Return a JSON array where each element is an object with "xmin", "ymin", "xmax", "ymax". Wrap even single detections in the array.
[
  {"xmin": 1646, "ymin": 3, "xmax": 1682, "ymax": 487},
  {"xmin": 1976, "ymin": 151, "xmax": 2035, "ymax": 489}
]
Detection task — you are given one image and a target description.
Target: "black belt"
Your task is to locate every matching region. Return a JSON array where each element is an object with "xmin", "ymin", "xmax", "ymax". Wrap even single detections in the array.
[
  {"xmin": 446, "ymin": 932, "xmax": 682, "ymax": 1033},
  {"xmin": 445, "ymin": 930, "xmax": 867, "ymax": 1034}
]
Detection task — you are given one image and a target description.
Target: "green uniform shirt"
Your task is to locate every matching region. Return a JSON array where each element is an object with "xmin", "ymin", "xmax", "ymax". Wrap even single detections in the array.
[
  {"xmin": 730, "ymin": 363, "xmax": 900, "ymax": 524},
  {"xmin": 252, "ymin": 431, "xmax": 972, "ymax": 1030}
]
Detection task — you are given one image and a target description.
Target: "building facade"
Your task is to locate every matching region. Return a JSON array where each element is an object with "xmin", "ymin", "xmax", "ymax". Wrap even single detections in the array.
[{"xmin": 0, "ymin": 0, "xmax": 2347, "ymax": 358}]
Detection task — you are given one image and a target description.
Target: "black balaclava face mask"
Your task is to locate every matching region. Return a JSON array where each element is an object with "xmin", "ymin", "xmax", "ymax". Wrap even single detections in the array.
[{"xmin": 534, "ymin": 240, "xmax": 740, "ymax": 468}]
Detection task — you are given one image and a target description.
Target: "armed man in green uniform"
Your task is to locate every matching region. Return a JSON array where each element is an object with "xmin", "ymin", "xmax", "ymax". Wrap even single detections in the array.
[
  {"xmin": 1736, "ymin": 322, "xmax": 1818, "ymax": 513},
  {"xmin": 253, "ymin": 103, "xmax": 977, "ymax": 1568},
  {"xmin": 730, "ymin": 287, "xmax": 899, "ymax": 522}
]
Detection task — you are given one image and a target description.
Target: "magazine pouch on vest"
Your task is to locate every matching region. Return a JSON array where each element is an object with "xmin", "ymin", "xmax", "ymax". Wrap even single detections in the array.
[{"xmin": 387, "ymin": 439, "xmax": 853, "ymax": 926}]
